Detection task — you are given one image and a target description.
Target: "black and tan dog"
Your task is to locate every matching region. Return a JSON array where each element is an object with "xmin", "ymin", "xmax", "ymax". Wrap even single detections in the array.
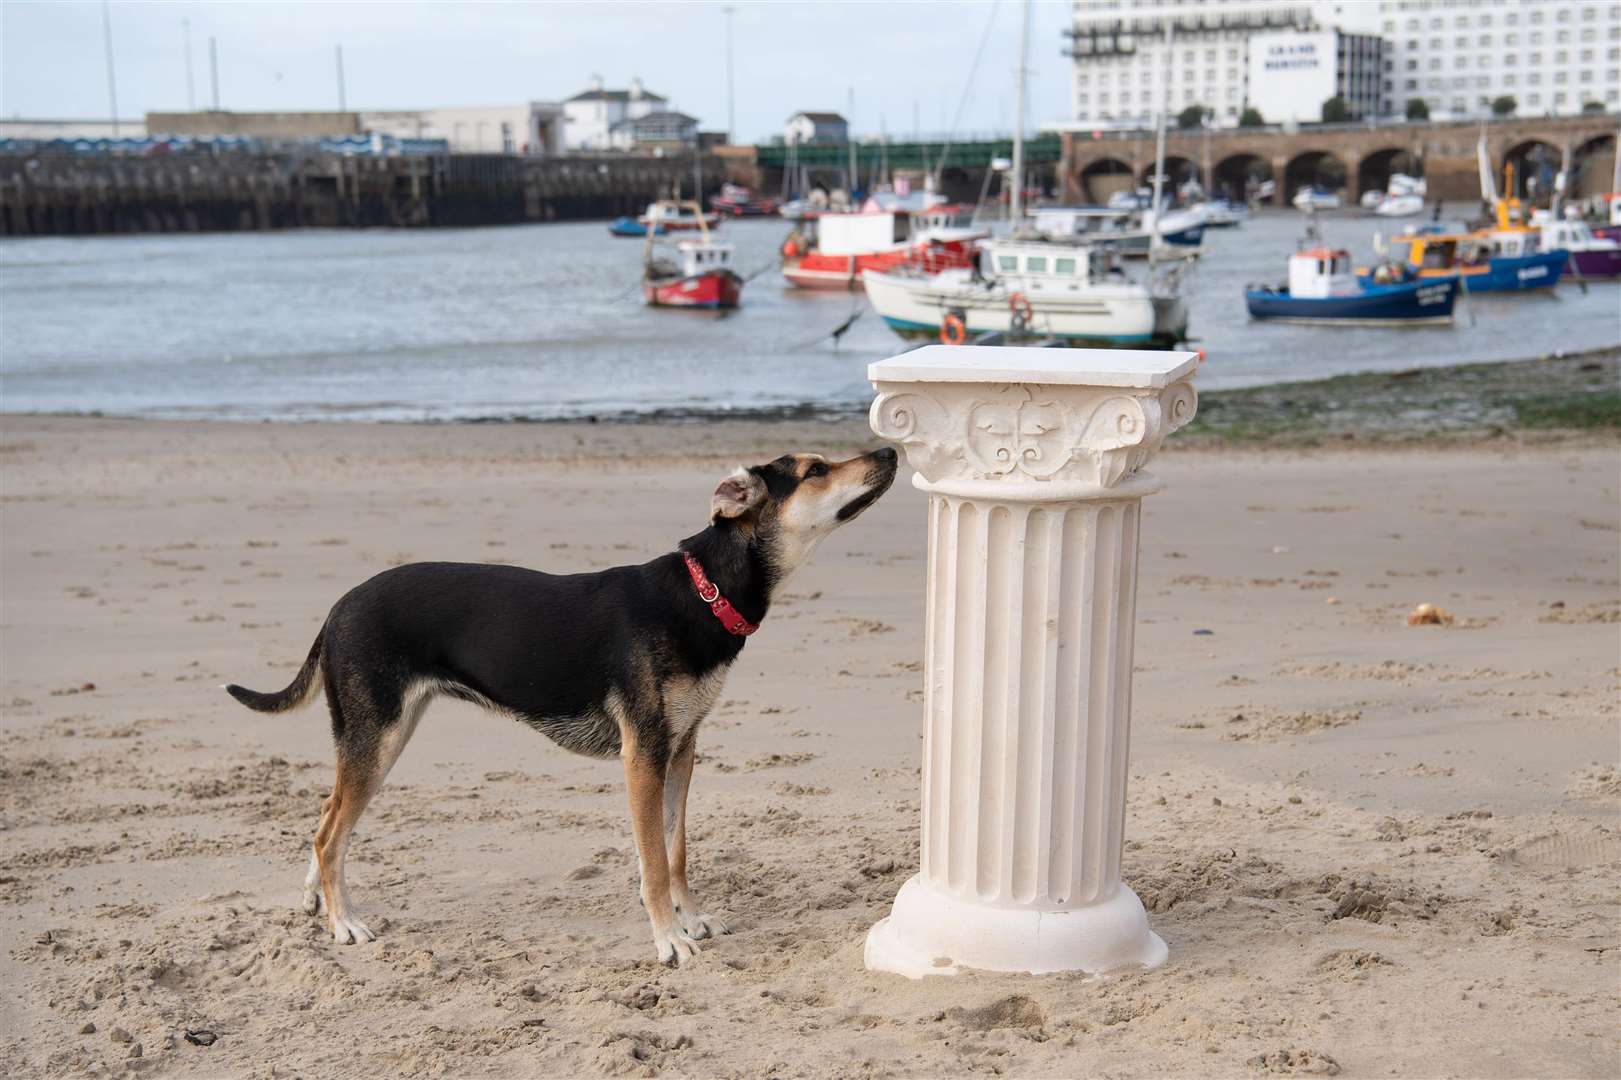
[{"xmin": 226, "ymin": 448, "xmax": 897, "ymax": 964}]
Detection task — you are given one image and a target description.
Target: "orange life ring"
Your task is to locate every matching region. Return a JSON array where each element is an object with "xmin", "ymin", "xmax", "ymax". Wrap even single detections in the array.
[
  {"xmin": 940, "ymin": 313, "xmax": 968, "ymax": 346},
  {"xmin": 1008, "ymin": 292, "xmax": 1034, "ymax": 323},
  {"xmin": 781, "ymin": 239, "xmax": 800, "ymax": 259}
]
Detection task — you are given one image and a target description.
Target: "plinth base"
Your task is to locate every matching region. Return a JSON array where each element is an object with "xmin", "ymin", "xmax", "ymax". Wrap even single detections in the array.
[{"xmin": 864, "ymin": 875, "xmax": 1167, "ymax": 978}]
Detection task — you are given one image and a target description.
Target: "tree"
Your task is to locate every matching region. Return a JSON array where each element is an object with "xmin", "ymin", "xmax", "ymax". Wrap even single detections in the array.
[
  {"xmin": 1491, "ymin": 95, "xmax": 1517, "ymax": 117},
  {"xmin": 1239, "ymin": 106, "xmax": 1265, "ymax": 128},
  {"xmin": 1177, "ymin": 104, "xmax": 1210, "ymax": 129},
  {"xmin": 1406, "ymin": 97, "xmax": 1430, "ymax": 121},
  {"xmin": 1582, "ymin": 99, "xmax": 1605, "ymax": 113},
  {"xmin": 1321, "ymin": 96, "xmax": 1349, "ymax": 123}
]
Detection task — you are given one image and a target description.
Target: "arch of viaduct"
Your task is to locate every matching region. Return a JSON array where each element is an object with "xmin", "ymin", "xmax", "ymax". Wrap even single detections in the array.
[{"xmin": 1061, "ymin": 114, "xmax": 1618, "ymax": 206}]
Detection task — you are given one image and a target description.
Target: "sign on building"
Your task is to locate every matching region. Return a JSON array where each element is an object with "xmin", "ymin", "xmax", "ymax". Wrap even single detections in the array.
[{"xmin": 1247, "ymin": 31, "xmax": 1338, "ymax": 124}]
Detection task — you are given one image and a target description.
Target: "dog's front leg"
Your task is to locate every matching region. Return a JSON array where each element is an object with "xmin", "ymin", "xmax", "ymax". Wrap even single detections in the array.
[
  {"xmin": 664, "ymin": 738, "xmax": 729, "ymax": 941},
  {"xmin": 622, "ymin": 742, "xmax": 700, "ymax": 965}
]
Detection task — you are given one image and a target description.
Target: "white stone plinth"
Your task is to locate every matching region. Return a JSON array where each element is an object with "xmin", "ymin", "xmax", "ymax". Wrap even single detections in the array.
[{"xmin": 864, "ymin": 345, "xmax": 1198, "ymax": 979}]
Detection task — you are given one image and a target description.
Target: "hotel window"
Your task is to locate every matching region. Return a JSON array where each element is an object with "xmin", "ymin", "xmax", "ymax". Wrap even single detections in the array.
[
  {"xmin": 1455, "ymin": 55, "xmax": 1468, "ymax": 68},
  {"xmin": 1407, "ymin": 57, "xmax": 1419, "ymax": 70},
  {"xmin": 1405, "ymin": 78, "xmax": 1417, "ymax": 90},
  {"xmin": 1455, "ymin": 35, "xmax": 1468, "ymax": 47},
  {"xmin": 1480, "ymin": 14, "xmax": 1492, "ymax": 27},
  {"xmin": 1529, "ymin": 10, "xmax": 1543, "ymax": 25},
  {"xmin": 1430, "ymin": 36, "xmax": 1443, "ymax": 50},
  {"xmin": 1227, "ymin": 47, "xmax": 1238, "ymax": 61},
  {"xmin": 1429, "ymin": 57, "xmax": 1442, "ymax": 70},
  {"xmin": 1530, "ymin": 31, "xmax": 1543, "ymax": 44},
  {"xmin": 1613, "ymin": 46, "xmax": 1621, "ymax": 58},
  {"xmin": 1556, "ymin": 29, "xmax": 1570, "ymax": 43},
  {"xmin": 1582, "ymin": 48, "xmax": 1594, "ymax": 61},
  {"xmin": 1504, "ymin": 52, "xmax": 1517, "ymax": 65},
  {"xmin": 1476, "ymin": 75, "xmax": 1490, "ymax": 88},
  {"xmin": 1556, "ymin": 50, "xmax": 1568, "ymax": 63},
  {"xmin": 1407, "ymin": 38, "xmax": 1419, "ymax": 49},
  {"xmin": 1406, "ymin": 17, "xmax": 1418, "ymax": 29},
  {"xmin": 1580, "ymin": 69, "xmax": 1593, "ymax": 82},
  {"xmin": 1529, "ymin": 51, "xmax": 1542, "ymax": 64},
  {"xmin": 1556, "ymin": 7, "xmax": 1570, "ymax": 22},
  {"xmin": 1504, "ymin": 73, "xmax": 1516, "ymax": 86},
  {"xmin": 1528, "ymin": 71, "xmax": 1542, "ymax": 84},
  {"xmin": 1506, "ymin": 32, "xmax": 1517, "ymax": 45},
  {"xmin": 1479, "ymin": 34, "xmax": 1491, "ymax": 46},
  {"xmin": 1582, "ymin": 27, "xmax": 1597, "ymax": 41},
  {"xmin": 1555, "ymin": 91, "xmax": 1568, "ymax": 104},
  {"xmin": 1457, "ymin": 14, "xmax": 1469, "ymax": 28},
  {"xmin": 1528, "ymin": 92, "xmax": 1541, "ymax": 104},
  {"xmin": 1429, "ymin": 17, "xmax": 1441, "ymax": 29},
  {"xmin": 1583, "ymin": 5, "xmax": 1597, "ymax": 18}
]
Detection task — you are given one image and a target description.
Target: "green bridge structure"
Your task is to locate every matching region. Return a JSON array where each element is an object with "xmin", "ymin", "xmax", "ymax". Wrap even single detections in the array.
[{"xmin": 753, "ymin": 136, "xmax": 1063, "ymax": 173}]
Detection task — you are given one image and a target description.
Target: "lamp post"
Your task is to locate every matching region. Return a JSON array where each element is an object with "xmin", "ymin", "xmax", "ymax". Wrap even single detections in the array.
[{"xmin": 865, "ymin": 345, "xmax": 1197, "ymax": 977}]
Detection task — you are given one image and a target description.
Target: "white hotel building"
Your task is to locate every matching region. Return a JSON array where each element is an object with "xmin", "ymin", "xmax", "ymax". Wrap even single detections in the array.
[{"xmin": 1066, "ymin": 0, "xmax": 1621, "ymax": 128}]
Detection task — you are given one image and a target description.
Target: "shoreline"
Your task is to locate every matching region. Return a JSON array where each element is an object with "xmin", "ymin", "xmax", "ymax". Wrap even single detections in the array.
[{"xmin": 3, "ymin": 346, "xmax": 1617, "ymax": 444}]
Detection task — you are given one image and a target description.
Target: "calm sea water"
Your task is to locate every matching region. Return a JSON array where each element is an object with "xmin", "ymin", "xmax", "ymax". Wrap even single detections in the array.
[{"xmin": 2, "ymin": 211, "xmax": 1616, "ymax": 422}]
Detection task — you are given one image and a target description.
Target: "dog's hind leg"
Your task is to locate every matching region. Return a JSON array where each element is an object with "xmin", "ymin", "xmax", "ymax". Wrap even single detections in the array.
[
  {"xmin": 664, "ymin": 737, "xmax": 728, "ymax": 940},
  {"xmin": 620, "ymin": 722, "xmax": 700, "ymax": 965},
  {"xmin": 314, "ymin": 680, "xmax": 431, "ymax": 944}
]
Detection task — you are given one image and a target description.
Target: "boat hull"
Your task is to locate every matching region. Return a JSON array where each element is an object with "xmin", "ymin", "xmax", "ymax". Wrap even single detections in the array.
[
  {"xmin": 863, "ymin": 269, "xmax": 1158, "ymax": 347},
  {"xmin": 610, "ymin": 216, "xmax": 664, "ymax": 237},
  {"xmin": 782, "ymin": 241, "xmax": 978, "ymax": 290},
  {"xmin": 1246, "ymin": 277, "xmax": 1459, "ymax": 325},
  {"xmin": 1566, "ymin": 247, "xmax": 1621, "ymax": 281},
  {"xmin": 644, "ymin": 270, "xmax": 743, "ymax": 309}
]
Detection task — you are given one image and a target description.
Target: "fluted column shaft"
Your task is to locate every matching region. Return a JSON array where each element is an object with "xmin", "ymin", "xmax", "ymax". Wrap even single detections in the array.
[{"xmin": 920, "ymin": 494, "xmax": 1140, "ymax": 910}]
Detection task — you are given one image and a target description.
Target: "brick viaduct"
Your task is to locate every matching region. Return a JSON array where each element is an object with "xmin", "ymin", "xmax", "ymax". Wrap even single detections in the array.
[{"xmin": 1061, "ymin": 114, "xmax": 1618, "ymax": 206}]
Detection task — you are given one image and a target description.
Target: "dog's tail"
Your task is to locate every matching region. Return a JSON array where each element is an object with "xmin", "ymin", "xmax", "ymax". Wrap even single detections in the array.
[{"xmin": 224, "ymin": 628, "xmax": 325, "ymax": 713}]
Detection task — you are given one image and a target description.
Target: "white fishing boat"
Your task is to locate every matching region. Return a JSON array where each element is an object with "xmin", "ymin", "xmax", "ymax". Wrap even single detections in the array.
[
  {"xmin": 1293, "ymin": 187, "xmax": 1343, "ymax": 211},
  {"xmin": 862, "ymin": 238, "xmax": 1159, "ymax": 347},
  {"xmin": 1369, "ymin": 173, "xmax": 1427, "ymax": 218}
]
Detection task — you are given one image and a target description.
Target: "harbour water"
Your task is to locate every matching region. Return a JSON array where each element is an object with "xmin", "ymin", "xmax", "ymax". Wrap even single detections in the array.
[{"xmin": 2, "ymin": 211, "xmax": 1617, "ymax": 422}]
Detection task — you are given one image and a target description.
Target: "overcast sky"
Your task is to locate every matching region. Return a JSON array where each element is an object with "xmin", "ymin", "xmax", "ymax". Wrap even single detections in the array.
[{"xmin": 1, "ymin": 1, "xmax": 1073, "ymax": 142}]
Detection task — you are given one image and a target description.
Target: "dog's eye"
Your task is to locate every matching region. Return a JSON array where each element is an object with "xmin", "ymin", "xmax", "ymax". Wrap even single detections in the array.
[{"xmin": 806, "ymin": 462, "xmax": 829, "ymax": 479}]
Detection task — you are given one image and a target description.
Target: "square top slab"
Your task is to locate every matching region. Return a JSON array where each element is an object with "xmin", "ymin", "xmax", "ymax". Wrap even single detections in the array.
[{"xmin": 869, "ymin": 345, "xmax": 1200, "ymax": 389}]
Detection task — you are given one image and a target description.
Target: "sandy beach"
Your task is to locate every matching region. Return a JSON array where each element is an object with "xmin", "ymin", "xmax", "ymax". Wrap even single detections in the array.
[{"xmin": 1, "ymin": 412, "xmax": 1617, "ymax": 1078}]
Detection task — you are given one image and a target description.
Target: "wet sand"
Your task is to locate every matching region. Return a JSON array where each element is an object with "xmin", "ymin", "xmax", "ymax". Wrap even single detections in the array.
[{"xmin": 1, "ymin": 415, "xmax": 1617, "ymax": 1078}]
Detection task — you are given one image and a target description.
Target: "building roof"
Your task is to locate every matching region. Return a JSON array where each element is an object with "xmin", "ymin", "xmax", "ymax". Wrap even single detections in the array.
[
  {"xmin": 612, "ymin": 110, "xmax": 698, "ymax": 131},
  {"xmin": 568, "ymin": 88, "xmax": 668, "ymax": 104},
  {"xmin": 791, "ymin": 111, "xmax": 847, "ymax": 124}
]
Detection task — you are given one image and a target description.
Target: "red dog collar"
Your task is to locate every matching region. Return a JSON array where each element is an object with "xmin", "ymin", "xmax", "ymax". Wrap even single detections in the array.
[{"xmin": 683, "ymin": 552, "xmax": 758, "ymax": 636}]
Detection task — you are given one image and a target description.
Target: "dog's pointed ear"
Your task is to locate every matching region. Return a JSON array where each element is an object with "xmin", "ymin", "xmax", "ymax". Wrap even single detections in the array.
[{"xmin": 711, "ymin": 468, "xmax": 766, "ymax": 520}]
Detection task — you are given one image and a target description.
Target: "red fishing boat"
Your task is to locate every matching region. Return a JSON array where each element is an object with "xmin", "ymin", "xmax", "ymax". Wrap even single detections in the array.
[
  {"xmin": 711, "ymin": 182, "xmax": 781, "ymax": 218},
  {"xmin": 780, "ymin": 203, "xmax": 987, "ymax": 290},
  {"xmin": 643, "ymin": 204, "xmax": 743, "ymax": 309}
]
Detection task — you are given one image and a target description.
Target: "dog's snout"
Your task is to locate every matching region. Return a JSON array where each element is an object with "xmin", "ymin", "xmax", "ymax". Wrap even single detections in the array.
[{"xmin": 873, "ymin": 447, "xmax": 897, "ymax": 465}]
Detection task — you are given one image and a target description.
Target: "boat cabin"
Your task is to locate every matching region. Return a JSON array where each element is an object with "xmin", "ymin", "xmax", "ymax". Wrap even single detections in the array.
[
  {"xmin": 1389, "ymin": 231, "xmax": 1487, "ymax": 273},
  {"xmin": 981, "ymin": 239, "xmax": 1120, "ymax": 286},
  {"xmin": 1287, "ymin": 248, "xmax": 1360, "ymax": 298},
  {"xmin": 1543, "ymin": 219, "xmax": 1614, "ymax": 252},
  {"xmin": 677, "ymin": 240, "xmax": 733, "ymax": 277}
]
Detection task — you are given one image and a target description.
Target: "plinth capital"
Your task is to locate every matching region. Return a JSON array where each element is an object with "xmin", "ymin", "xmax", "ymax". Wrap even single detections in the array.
[{"xmin": 869, "ymin": 346, "xmax": 1198, "ymax": 496}]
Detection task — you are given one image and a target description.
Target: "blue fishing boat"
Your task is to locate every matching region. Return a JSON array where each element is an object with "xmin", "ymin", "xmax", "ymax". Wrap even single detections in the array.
[
  {"xmin": 609, "ymin": 216, "xmax": 665, "ymax": 238},
  {"xmin": 1377, "ymin": 225, "xmax": 1566, "ymax": 293},
  {"xmin": 1245, "ymin": 244, "xmax": 1459, "ymax": 325}
]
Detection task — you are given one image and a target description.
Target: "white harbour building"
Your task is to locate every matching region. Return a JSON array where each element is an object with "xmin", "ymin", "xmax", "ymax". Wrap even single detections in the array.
[{"xmin": 1066, "ymin": 0, "xmax": 1621, "ymax": 128}]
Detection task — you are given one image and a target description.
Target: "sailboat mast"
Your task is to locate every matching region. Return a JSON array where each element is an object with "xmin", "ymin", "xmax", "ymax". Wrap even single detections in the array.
[
  {"xmin": 1149, "ymin": 24, "xmax": 1174, "ymax": 260},
  {"xmin": 1009, "ymin": 0, "xmax": 1030, "ymax": 224}
]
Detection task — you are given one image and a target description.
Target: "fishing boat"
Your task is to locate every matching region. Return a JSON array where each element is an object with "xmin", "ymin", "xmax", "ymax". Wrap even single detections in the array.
[
  {"xmin": 1198, "ymin": 199, "xmax": 1248, "ymax": 227},
  {"xmin": 779, "ymin": 205, "xmax": 986, "ymax": 290},
  {"xmin": 1293, "ymin": 187, "xmax": 1343, "ymax": 212},
  {"xmin": 609, "ymin": 215, "xmax": 665, "ymax": 238},
  {"xmin": 640, "ymin": 199, "xmax": 721, "ymax": 232},
  {"xmin": 642, "ymin": 203, "xmax": 742, "ymax": 309},
  {"xmin": 1538, "ymin": 218, "xmax": 1621, "ymax": 281},
  {"xmin": 1246, "ymin": 242, "xmax": 1459, "ymax": 325},
  {"xmin": 1377, "ymin": 226, "xmax": 1565, "ymax": 293},
  {"xmin": 710, "ymin": 183, "xmax": 780, "ymax": 218},
  {"xmin": 1030, "ymin": 205, "xmax": 1203, "ymax": 254},
  {"xmin": 862, "ymin": 238, "xmax": 1162, "ymax": 347},
  {"xmin": 1366, "ymin": 174, "xmax": 1427, "ymax": 218}
]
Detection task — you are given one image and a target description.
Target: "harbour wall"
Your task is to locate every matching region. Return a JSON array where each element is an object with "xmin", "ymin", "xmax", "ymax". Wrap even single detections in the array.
[{"xmin": 0, "ymin": 151, "xmax": 752, "ymax": 237}]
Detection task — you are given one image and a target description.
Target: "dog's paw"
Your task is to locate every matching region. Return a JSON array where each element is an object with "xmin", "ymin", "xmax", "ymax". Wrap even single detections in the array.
[
  {"xmin": 653, "ymin": 925, "xmax": 701, "ymax": 966},
  {"xmin": 301, "ymin": 887, "xmax": 325, "ymax": 916},
  {"xmin": 676, "ymin": 907, "xmax": 729, "ymax": 940},
  {"xmin": 330, "ymin": 913, "xmax": 376, "ymax": 945}
]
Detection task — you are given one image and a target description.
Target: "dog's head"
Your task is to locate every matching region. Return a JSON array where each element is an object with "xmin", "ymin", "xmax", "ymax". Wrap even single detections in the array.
[{"xmin": 710, "ymin": 448, "xmax": 898, "ymax": 579}]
